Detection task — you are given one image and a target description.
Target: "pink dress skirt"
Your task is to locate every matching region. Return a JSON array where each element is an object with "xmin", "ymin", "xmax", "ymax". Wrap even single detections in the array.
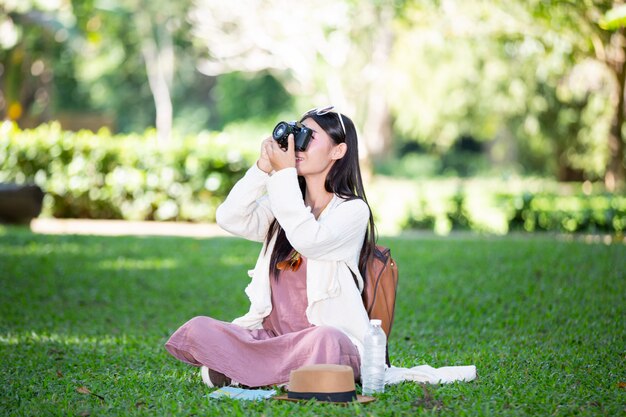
[{"xmin": 164, "ymin": 256, "xmax": 361, "ymax": 387}]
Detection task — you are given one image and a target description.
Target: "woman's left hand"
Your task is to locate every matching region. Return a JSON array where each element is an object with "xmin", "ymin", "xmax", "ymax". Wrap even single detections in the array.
[{"xmin": 264, "ymin": 134, "xmax": 296, "ymax": 172}]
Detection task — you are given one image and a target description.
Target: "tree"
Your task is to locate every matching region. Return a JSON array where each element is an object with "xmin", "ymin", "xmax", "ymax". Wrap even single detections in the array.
[
  {"xmin": 387, "ymin": 2, "xmax": 535, "ymax": 158},
  {"xmin": 386, "ymin": 0, "xmax": 617, "ymax": 182},
  {"xmin": 528, "ymin": 0, "xmax": 625, "ymax": 189},
  {"xmin": 83, "ymin": 0, "xmax": 194, "ymax": 142},
  {"xmin": 188, "ymin": 0, "xmax": 406, "ymax": 162},
  {"xmin": 0, "ymin": 0, "xmax": 79, "ymax": 125},
  {"xmin": 1, "ymin": 0, "xmax": 199, "ymax": 141}
]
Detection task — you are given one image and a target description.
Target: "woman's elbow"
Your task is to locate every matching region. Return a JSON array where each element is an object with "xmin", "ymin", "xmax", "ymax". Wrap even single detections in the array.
[{"xmin": 215, "ymin": 203, "xmax": 231, "ymax": 228}]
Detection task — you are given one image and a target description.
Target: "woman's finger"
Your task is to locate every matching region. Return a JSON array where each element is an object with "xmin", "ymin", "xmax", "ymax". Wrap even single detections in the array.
[{"xmin": 287, "ymin": 133, "xmax": 295, "ymax": 151}]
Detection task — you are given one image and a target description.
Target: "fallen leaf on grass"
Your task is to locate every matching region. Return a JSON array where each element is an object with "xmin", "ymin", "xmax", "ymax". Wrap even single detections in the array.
[
  {"xmin": 76, "ymin": 386, "xmax": 105, "ymax": 402},
  {"xmin": 619, "ymin": 382, "xmax": 626, "ymax": 389},
  {"xmin": 56, "ymin": 370, "xmax": 63, "ymax": 378},
  {"xmin": 135, "ymin": 401, "xmax": 146, "ymax": 408},
  {"xmin": 78, "ymin": 411, "xmax": 90, "ymax": 416}
]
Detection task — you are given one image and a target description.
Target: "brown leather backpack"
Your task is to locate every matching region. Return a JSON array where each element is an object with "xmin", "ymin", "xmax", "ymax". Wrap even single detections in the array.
[{"xmin": 361, "ymin": 245, "xmax": 399, "ymax": 365}]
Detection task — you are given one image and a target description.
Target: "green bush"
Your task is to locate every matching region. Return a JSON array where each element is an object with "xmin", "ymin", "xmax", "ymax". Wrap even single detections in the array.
[
  {"xmin": 504, "ymin": 192, "xmax": 626, "ymax": 233},
  {"xmin": 0, "ymin": 122, "xmax": 249, "ymax": 222},
  {"xmin": 399, "ymin": 184, "xmax": 626, "ymax": 235}
]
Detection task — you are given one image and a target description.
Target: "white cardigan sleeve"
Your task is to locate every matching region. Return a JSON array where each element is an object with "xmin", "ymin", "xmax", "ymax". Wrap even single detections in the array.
[
  {"xmin": 266, "ymin": 168, "xmax": 369, "ymax": 261},
  {"xmin": 215, "ymin": 164, "xmax": 274, "ymax": 242}
]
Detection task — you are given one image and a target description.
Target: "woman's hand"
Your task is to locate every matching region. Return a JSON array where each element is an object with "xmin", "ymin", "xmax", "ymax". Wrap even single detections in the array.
[
  {"xmin": 263, "ymin": 134, "xmax": 295, "ymax": 172},
  {"xmin": 257, "ymin": 136, "xmax": 273, "ymax": 173}
]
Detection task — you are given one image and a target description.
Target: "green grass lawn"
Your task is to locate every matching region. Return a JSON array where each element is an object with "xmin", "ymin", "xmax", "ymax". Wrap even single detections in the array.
[{"xmin": 1, "ymin": 226, "xmax": 624, "ymax": 416}]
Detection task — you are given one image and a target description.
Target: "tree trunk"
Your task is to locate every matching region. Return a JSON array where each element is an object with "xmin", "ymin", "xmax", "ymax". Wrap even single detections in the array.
[
  {"xmin": 361, "ymin": 5, "xmax": 394, "ymax": 164},
  {"xmin": 606, "ymin": 29, "xmax": 626, "ymax": 190},
  {"xmin": 137, "ymin": 14, "xmax": 174, "ymax": 144}
]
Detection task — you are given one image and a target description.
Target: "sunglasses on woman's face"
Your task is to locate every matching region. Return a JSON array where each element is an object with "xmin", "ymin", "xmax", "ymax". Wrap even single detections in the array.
[{"xmin": 305, "ymin": 106, "xmax": 346, "ymax": 136}]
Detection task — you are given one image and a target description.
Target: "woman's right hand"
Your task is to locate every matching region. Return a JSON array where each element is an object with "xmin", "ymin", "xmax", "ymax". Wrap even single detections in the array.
[{"xmin": 257, "ymin": 136, "xmax": 273, "ymax": 174}]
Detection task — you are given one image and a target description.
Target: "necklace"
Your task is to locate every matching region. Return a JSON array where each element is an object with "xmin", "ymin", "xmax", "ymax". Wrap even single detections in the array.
[{"xmin": 277, "ymin": 250, "xmax": 303, "ymax": 272}]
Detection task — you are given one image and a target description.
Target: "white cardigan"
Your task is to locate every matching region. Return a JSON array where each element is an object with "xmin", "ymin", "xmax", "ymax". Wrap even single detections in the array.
[{"xmin": 215, "ymin": 164, "xmax": 371, "ymax": 357}]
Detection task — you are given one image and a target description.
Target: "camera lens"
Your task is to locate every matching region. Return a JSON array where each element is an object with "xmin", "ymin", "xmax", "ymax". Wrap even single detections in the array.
[{"xmin": 272, "ymin": 122, "xmax": 288, "ymax": 140}]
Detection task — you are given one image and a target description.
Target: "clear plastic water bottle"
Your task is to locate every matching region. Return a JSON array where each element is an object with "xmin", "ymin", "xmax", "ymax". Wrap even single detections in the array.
[{"xmin": 361, "ymin": 319, "xmax": 387, "ymax": 395}]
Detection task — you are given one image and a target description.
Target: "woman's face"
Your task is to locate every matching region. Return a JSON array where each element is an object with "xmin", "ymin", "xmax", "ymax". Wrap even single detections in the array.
[{"xmin": 296, "ymin": 117, "xmax": 344, "ymax": 178}]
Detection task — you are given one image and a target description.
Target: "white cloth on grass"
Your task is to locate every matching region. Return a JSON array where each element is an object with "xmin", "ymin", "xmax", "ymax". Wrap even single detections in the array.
[
  {"xmin": 385, "ymin": 364, "xmax": 477, "ymax": 385},
  {"xmin": 203, "ymin": 364, "xmax": 476, "ymax": 387}
]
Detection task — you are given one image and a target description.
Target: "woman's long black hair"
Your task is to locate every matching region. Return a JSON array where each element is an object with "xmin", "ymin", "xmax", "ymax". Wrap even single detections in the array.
[{"xmin": 264, "ymin": 109, "xmax": 377, "ymax": 282}]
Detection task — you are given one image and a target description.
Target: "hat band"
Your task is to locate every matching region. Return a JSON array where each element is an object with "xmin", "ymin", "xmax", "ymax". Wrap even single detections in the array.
[{"xmin": 287, "ymin": 390, "xmax": 357, "ymax": 403}]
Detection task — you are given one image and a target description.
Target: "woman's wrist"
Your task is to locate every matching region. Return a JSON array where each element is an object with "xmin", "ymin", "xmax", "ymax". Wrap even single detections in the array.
[{"xmin": 256, "ymin": 159, "xmax": 272, "ymax": 174}]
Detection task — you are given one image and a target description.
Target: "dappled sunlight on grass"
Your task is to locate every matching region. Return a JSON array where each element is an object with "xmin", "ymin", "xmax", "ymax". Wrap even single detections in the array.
[
  {"xmin": 0, "ymin": 240, "xmax": 86, "ymax": 257},
  {"xmin": 0, "ymin": 331, "xmax": 130, "ymax": 346},
  {"xmin": 220, "ymin": 254, "xmax": 256, "ymax": 266},
  {"xmin": 557, "ymin": 232, "xmax": 624, "ymax": 245},
  {"xmin": 97, "ymin": 257, "xmax": 178, "ymax": 271}
]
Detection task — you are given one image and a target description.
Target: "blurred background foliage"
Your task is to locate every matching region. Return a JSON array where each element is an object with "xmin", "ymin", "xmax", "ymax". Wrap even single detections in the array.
[
  {"xmin": 0, "ymin": 121, "xmax": 251, "ymax": 221},
  {"xmin": 1, "ymin": 0, "xmax": 626, "ymax": 235}
]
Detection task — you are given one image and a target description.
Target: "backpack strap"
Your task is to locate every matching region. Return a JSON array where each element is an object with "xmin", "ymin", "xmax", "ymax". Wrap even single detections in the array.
[{"xmin": 366, "ymin": 246, "xmax": 391, "ymax": 316}]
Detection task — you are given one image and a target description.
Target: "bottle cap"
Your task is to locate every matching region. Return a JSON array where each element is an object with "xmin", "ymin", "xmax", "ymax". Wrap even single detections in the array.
[{"xmin": 370, "ymin": 319, "xmax": 382, "ymax": 326}]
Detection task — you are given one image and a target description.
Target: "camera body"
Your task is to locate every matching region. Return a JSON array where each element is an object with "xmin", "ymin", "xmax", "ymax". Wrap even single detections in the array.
[{"xmin": 272, "ymin": 121, "xmax": 313, "ymax": 152}]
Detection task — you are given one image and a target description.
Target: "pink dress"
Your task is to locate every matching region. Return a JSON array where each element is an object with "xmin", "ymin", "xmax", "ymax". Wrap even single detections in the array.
[{"xmin": 164, "ymin": 256, "xmax": 361, "ymax": 387}]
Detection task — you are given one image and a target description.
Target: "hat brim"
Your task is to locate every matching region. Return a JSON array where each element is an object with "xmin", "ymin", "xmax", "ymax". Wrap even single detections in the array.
[{"xmin": 273, "ymin": 394, "xmax": 376, "ymax": 404}]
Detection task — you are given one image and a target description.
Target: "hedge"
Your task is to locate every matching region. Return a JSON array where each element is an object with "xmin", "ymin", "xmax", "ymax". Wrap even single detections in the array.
[
  {"xmin": 0, "ymin": 122, "xmax": 248, "ymax": 222},
  {"xmin": 400, "ymin": 189, "xmax": 626, "ymax": 234},
  {"xmin": 2, "ymin": 121, "xmax": 625, "ymax": 234},
  {"xmin": 504, "ymin": 192, "xmax": 626, "ymax": 233}
]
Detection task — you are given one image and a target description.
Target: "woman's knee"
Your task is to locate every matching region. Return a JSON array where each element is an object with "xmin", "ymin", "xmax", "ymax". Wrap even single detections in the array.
[
  {"xmin": 309, "ymin": 325, "xmax": 349, "ymax": 345},
  {"xmin": 186, "ymin": 315, "xmax": 213, "ymax": 327},
  {"xmin": 182, "ymin": 316, "xmax": 217, "ymax": 338}
]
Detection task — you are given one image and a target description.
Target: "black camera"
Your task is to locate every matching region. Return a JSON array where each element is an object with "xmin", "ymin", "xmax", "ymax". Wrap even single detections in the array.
[{"xmin": 272, "ymin": 121, "xmax": 313, "ymax": 152}]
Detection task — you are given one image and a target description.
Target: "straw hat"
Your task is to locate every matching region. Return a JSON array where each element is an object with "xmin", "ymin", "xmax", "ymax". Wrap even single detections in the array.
[{"xmin": 274, "ymin": 364, "xmax": 375, "ymax": 404}]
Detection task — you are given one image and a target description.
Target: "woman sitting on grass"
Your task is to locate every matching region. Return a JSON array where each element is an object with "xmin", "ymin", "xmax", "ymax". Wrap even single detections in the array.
[{"xmin": 165, "ymin": 106, "xmax": 377, "ymax": 387}]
